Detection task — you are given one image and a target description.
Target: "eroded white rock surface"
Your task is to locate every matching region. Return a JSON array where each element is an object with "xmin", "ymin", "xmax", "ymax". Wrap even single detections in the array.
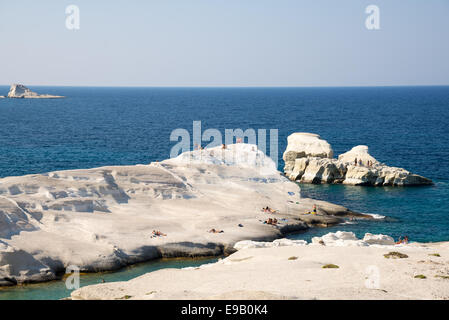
[
  {"xmin": 284, "ymin": 133, "xmax": 432, "ymax": 186},
  {"xmin": 71, "ymin": 234, "xmax": 449, "ymax": 300},
  {"xmin": 7, "ymin": 84, "xmax": 64, "ymax": 99},
  {"xmin": 234, "ymin": 238, "xmax": 307, "ymax": 250},
  {"xmin": 362, "ymin": 233, "xmax": 395, "ymax": 245},
  {"xmin": 0, "ymin": 144, "xmax": 357, "ymax": 286},
  {"xmin": 283, "ymin": 133, "xmax": 333, "ymax": 163},
  {"xmin": 310, "ymin": 231, "xmax": 398, "ymax": 247},
  {"xmin": 338, "ymin": 145, "xmax": 378, "ymax": 164},
  {"xmin": 235, "ymin": 232, "xmax": 396, "ymax": 249}
]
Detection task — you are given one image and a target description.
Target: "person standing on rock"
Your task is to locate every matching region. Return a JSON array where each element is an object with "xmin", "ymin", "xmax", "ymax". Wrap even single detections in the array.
[{"xmin": 354, "ymin": 158, "xmax": 358, "ymax": 166}]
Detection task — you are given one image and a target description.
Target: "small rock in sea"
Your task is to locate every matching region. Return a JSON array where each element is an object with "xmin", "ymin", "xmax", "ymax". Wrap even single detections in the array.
[{"xmin": 7, "ymin": 84, "xmax": 64, "ymax": 99}]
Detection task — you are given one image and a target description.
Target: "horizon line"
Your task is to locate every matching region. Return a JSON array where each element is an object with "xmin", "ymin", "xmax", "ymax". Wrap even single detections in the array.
[{"xmin": 1, "ymin": 84, "xmax": 449, "ymax": 89}]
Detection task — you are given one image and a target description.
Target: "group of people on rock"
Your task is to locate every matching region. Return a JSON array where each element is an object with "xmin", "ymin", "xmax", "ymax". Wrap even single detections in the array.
[
  {"xmin": 396, "ymin": 236, "xmax": 409, "ymax": 244},
  {"xmin": 354, "ymin": 158, "xmax": 374, "ymax": 167},
  {"xmin": 264, "ymin": 217, "xmax": 278, "ymax": 225},
  {"xmin": 262, "ymin": 206, "xmax": 277, "ymax": 213},
  {"xmin": 151, "ymin": 230, "xmax": 167, "ymax": 238},
  {"xmin": 193, "ymin": 144, "xmax": 204, "ymax": 151},
  {"xmin": 262, "ymin": 206, "xmax": 280, "ymax": 225}
]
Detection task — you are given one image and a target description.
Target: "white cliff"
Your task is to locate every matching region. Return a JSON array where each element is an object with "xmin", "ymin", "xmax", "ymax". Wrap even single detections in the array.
[
  {"xmin": 283, "ymin": 133, "xmax": 333, "ymax": 171},
  {"xmin": 0, "ymin": 144, "xmax": 357, "ymax": 286},
  {"xmin": 7, "ymin": 84, "xmax": 64, "ymax": 99},
  {"xmin": 283, "ymin": 133, "xmax": 432, "ymax": 186}
]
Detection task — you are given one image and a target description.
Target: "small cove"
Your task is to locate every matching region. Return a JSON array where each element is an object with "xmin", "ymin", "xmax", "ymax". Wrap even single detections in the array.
[{"xmin": 0, "ymin": 257, "xmax": 219, "ymax": 300}]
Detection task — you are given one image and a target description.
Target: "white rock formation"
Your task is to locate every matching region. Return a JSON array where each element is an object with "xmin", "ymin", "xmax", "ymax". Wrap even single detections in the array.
[
  {"xmin": 284, "ymin": 133, "xmax": 432, "ymax": 186},
  {"xmin": 234, "ymin": 238, "xmax": 307, "ymax": 250},
  {"xmin": 234, "ymin": 232, "xmax": 396, "ymax": 249},
  {"xmin": 311, "ymin": 231, "xmax": 366, "ymax": 247},
  {"xmin": 283, "ymin": 133, "xmax": 333, "ymax": 172},
  {"xmin": 309, "ymin": 231, "xmax": 397, "ymax": 247},
  {"xmin": 362, "ymin": 233, "xmax": 395, "ymax": 245},
  {"xmin": 7, "ymin": 84, "xmax": 64, "ymax": 99},
  {"xmin": 338, "ymin": 145, "xmax": 378, "ymax": 164},
  {"xmin": 0, "ymin": 144, "xmax": 359, "ymax": 286},
  {"xmin": 71, "ymin": 233, "xmax": 449, "ymax": 300},
  {"xmin": 171, "ymin": 143, "xmax": 277, "ymax": 176}
]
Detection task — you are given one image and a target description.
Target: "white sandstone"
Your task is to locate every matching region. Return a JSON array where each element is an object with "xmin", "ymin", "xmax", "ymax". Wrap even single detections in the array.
[
  {"xmin": 284, "ymin": 133, "xmax": 432, "ymax": 186},
  {"xmin": 0, "ymin": 144, "xmax": 352, "ymax": 286},
  {"xmin": 362, "ymin": 233, "xmax": 395, "ymax": 245},
  {"xmin": 234, "ymin": 238, "xmax": 307, "ymax": 250},
  {"xmin": 71, "ymin": 233, "xmax": 449, "ymax": 300},
  {"xmin": 309, "ymin": 231, "xmax": 398, "ymax": 247},
  {"xmin": 338, "ymin": 145, "xmax": 378, "ymax": 164},
  {"xmin": 283, "ymin": 133, "xmax": 333, "ymax": 162}
]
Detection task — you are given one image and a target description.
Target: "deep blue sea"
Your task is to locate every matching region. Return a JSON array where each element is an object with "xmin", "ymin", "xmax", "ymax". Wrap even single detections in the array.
[{"xmin": 1, "ymin": 86, "xmax": 448, "ymax": 244}]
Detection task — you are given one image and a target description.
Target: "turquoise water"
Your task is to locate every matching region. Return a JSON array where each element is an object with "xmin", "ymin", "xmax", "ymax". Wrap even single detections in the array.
[
  {"xmin": 288, "ymin": 182, "xmax": 448, "ymax": 243},
  {"xmin": 0, "ymin": 257, "xmax": 217, "ymax": 300}
]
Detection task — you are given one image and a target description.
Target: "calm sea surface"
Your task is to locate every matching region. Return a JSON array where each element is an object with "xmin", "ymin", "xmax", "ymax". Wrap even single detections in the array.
[
  {"xmin": 1, "ymin": 86, "xmax": 448, "ymax": 242},
  {"xmin": 1, "ymin": 86, "xmax": 448, "ymax": 299}
]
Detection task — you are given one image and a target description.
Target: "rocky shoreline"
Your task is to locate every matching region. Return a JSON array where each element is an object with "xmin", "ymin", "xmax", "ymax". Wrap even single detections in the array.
[
  {"xmin": 0, "ymin": 134, "xmax": 431, "ymax": 288},
  {"xmin": 283, "ymin": 133, "xmax": 432, "ymax": 186},
  {"xmin": 0, "ymin": 144, "xmax": 366, "ymax": 287},
  {"xmin": 71, "ymin": 232, "xmax": 449, "ymax": 300}
]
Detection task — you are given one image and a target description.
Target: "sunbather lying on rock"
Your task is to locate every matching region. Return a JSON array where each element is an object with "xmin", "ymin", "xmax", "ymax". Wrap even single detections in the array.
[
  {"xmin": 208, "ymin": 228, "xmax": 224, "ymax": 233},
  {"xmin": 151, "ymin": 230, "xmax": 167, "ymax": 237},
  {"xmin": 264, "ymin": 218, "xmax": 278, "ymax": 226},
  {"xmin": 304, "ymin": 204, "xmax": 318, "ymax": 215},
  {"xmin": 396, "ymin": 236, "xmax": 409, "ymax": 244},
  {"xmin": 262, "ymin": 206, "xmax": 277, "ymax": 214}
]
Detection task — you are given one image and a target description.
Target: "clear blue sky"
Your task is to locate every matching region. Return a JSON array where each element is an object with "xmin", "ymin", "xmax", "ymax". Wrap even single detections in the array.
[{"xmin": 1, "ymin": 0, "xmax": 448, "ymax": 86}]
